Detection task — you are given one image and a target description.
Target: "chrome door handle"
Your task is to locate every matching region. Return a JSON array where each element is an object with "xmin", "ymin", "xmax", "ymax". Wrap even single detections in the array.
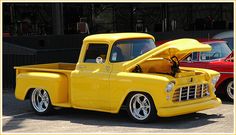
[
  {"xmin": 106, "ymin": 66, "xmax": 111, "ymax": 71},
  {"xmin": 78, "ymin": 66, "xmax": 86, "ymax": 69}
]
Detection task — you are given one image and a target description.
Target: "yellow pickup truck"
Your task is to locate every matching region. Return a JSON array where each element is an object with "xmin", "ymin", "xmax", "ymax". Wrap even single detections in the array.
[{"xmin": 15, "ymin": 33, "xmax": 221, "ymax": 122}]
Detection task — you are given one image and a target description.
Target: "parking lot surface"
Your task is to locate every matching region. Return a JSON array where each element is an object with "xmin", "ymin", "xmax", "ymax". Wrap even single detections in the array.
[{"xmin": 2, "ymin": 91, "xmax": 234, "ymax": 133}]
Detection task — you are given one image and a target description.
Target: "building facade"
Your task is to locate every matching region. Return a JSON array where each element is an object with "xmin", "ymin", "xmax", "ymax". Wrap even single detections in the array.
[{"xmin": 3, "ymin": 3, "xmax": 234, "ymax": 36}]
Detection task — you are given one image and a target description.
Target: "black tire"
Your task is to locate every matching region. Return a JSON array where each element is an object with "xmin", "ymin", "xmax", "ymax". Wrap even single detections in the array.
[
  {"xmin": 30, "ymin": 88, "xmax": 54, "ymax": 115},
  {"xmin": 127, "ymin": 93, "xmax": 157, "ymax": 123},
  {"xmin": 224, "ymin": 80, "xmax": 234, "ymax": 102}
]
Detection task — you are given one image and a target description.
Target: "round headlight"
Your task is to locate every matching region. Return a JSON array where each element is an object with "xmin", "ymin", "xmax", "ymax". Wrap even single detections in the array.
[
  {"xmin": 212, "ymin": 75, "xmax": 220, "ymax": 86},
  {"xmin": 165, "ymin": 81, "xmax": 175, "ymax": 92}
]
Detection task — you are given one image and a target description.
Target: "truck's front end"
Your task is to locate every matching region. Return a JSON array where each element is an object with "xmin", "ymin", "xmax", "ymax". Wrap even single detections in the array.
[
  {"xmin": 122, "ymin": 38, "xmax": 221, "ymax": 117},
  {"xmin": 155, "ymin": 67, "xmax": 221, "ymax": 117}
]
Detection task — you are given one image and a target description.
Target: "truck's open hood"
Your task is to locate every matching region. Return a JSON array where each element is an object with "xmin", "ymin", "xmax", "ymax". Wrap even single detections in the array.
[{"xmin": 124, "ymin": 38, "xmax": 212, "ymax": 71}]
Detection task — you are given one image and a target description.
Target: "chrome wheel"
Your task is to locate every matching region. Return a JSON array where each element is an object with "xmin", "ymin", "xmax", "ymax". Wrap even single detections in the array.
[
  {"xmin": 226, "ymin": 81, "xmax": 234, "ymax": 100},
  {"xmin": 129, "ymin": 93, "xmax": 151, "ymax": 120},
  {"xmin": 31, "ymin": 88, "xmax": 50, "ymax": 113}
]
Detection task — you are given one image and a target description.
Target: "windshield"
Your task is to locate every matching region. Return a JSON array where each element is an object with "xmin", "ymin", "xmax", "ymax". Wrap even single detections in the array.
[
  {"xmin": 110, "ymin": 39, "xmax": 156, "ymax": 62},
  {"xmin": 200, "ymin": 42, "xmax": 231, "ymax": 60}
]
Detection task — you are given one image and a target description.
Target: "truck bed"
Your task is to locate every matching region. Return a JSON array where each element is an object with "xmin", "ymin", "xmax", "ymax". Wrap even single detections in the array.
[
  {"xmin": 14, "ymin": 63, "xmax": 76, "ymax": 108},
  {"xmin": 14, "ymin": 63, "xmax": 76, "ymax": 75}
]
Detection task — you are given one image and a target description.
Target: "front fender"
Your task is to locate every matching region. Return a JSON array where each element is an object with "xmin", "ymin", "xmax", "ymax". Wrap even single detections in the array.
[
  {"xmin": 109, "ymin": 72, "xmax": 171, "ymax": 113},
  {"xmin": 15, "ymin": 72, "xmax": 68, "ymax": 105}
]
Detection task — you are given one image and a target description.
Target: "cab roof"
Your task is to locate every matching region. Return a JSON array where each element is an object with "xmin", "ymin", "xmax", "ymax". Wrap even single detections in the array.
[{"xmin": 83, "ymin": 33, "xmax": 155, "ymax": 44}]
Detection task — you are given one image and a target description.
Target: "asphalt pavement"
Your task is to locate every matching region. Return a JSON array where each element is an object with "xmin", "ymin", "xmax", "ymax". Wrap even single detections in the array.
[{"xmin": 2, "ymin": 91, "xmax": 235, "ymax": 133}]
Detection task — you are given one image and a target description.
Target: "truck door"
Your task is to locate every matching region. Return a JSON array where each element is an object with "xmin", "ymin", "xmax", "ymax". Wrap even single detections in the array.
[{"xmin": 71, "ymin": 43, "xmax": 112, "ymax": 111}]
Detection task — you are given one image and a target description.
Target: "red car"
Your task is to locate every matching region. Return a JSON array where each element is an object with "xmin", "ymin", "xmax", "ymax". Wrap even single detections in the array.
[{"xmin": 156, "ymin": 39, "xmax": 234, "ymax": 101}]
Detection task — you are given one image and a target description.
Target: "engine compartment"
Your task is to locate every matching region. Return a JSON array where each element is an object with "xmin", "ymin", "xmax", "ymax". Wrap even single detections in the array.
[{"xmin": 132, "ymin": 56, "xmax": 198, "ymax": 77}]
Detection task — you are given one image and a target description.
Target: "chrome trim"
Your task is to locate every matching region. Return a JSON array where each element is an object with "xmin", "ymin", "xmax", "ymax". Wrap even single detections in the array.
[
  {"xmin": 220, "ymin": 72, "xmax": 234, "ymax": 74},
  {"xmin": 199, "ymin": 58, "xmax": 224, "ymax": 62},
  {"xmin": 187, "ymin": 86, "xmax": 190, "ymax": 100},
  {"xmin": 172, "ymin": 84, "xmax": 209, "ymax": 102},
  {"xmin": 201, "ymin": 84, "xmax": 204, "ymax": 97},
  {"xmin": 179, "ymin": 88, "xmax": 182, "ymax": 102}
]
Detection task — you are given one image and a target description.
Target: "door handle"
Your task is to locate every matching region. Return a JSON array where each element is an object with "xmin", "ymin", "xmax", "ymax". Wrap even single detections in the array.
[
  {"xmin": 78, "ymin": 66, "xmax": 86, "ymax": 69},
  {"xmin": 106, "ymin": 66, "xmax": 111, "ymax": 71}
]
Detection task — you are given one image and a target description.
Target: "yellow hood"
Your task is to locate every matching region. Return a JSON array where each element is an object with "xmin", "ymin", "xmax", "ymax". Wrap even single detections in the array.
[{"xmin": 124, "ymin": 38, "xmax": 212, "ymax": 71}]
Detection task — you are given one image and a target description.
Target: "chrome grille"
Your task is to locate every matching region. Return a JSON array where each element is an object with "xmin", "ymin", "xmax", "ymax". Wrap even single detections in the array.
[{"xmin": 172, "ymin": 84, "xmax": 209, "ymax": 102}]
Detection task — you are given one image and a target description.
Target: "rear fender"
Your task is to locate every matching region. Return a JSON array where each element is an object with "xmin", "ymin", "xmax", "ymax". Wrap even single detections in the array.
[{"xmin": 15, "ymin": 72, "xmax": 68, "ymax": 105}]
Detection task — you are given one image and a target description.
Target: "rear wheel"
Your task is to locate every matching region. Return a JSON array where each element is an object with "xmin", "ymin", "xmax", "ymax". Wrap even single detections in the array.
[
  {"xmin": 127, "ymin": 93, "xmax": 157, "ymax": 123},
  {"xmin": 30, "ymin": 88, "xmax": 53, "ymax": 115},
  {"xmin": 225, "ymin": 80, "xmax": 234, "ymax": 101}
]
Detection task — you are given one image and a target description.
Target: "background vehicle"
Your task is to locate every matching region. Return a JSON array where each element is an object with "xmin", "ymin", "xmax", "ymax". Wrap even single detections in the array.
[
  {"xmin": 157, "ymin": 39, "xmax": 234, "ymax": 101},
  {"xmin": 15, "ymin": 33, "xmax": 221, "ymax": 122},
  {"xmin": 212, "ymin": 31, "xmax": 234, "ymax": 50}
]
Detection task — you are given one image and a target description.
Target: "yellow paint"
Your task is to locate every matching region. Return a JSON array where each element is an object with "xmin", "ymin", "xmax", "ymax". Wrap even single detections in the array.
[
  {"xmin": 14, "ymin": 33, "xmax": 221, "ymax": 117},
  {"xmin": 15, "ymin": 72, "xmax": 69, "ymax": 105}
]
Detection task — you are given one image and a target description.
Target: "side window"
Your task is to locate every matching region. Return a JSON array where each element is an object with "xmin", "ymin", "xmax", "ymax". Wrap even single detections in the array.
[
  {"xmin": 192, "ymin": 52, "xmax": 198, "ymax": 61},
  {"xmin": 200, "ymin": 52, "xmax": 211, "ymax": 61},
  {"xmin": 182, "ymin": 52, "xmax": 198, "ymax": 61},
  {"xmin": 84, "ymin": 44, "xmax": 108, "ymax": 63}
]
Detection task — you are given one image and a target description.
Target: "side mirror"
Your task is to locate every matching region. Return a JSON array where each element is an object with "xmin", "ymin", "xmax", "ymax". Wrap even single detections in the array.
[{"xmin": 96, "ymin": 57, "xmax": 104, "ymax": 64}]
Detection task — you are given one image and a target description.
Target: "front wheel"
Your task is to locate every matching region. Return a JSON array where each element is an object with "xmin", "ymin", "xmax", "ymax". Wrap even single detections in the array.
[
  {"xmin": 127, "ymin": 93, "xmax": 157, "ymax": 123},
  {"xmin": 225, "ymin": 80, "xmax": 234, "ymax": 101},
  {"xmin": 30, "ymin": 88, "xmax": 54, "ymax": 115}
]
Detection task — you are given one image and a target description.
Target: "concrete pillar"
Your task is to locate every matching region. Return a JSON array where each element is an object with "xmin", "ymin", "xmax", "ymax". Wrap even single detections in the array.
[{"xmin": 52, "ymin": 3, "xmax": 64, "ymax": 35}]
